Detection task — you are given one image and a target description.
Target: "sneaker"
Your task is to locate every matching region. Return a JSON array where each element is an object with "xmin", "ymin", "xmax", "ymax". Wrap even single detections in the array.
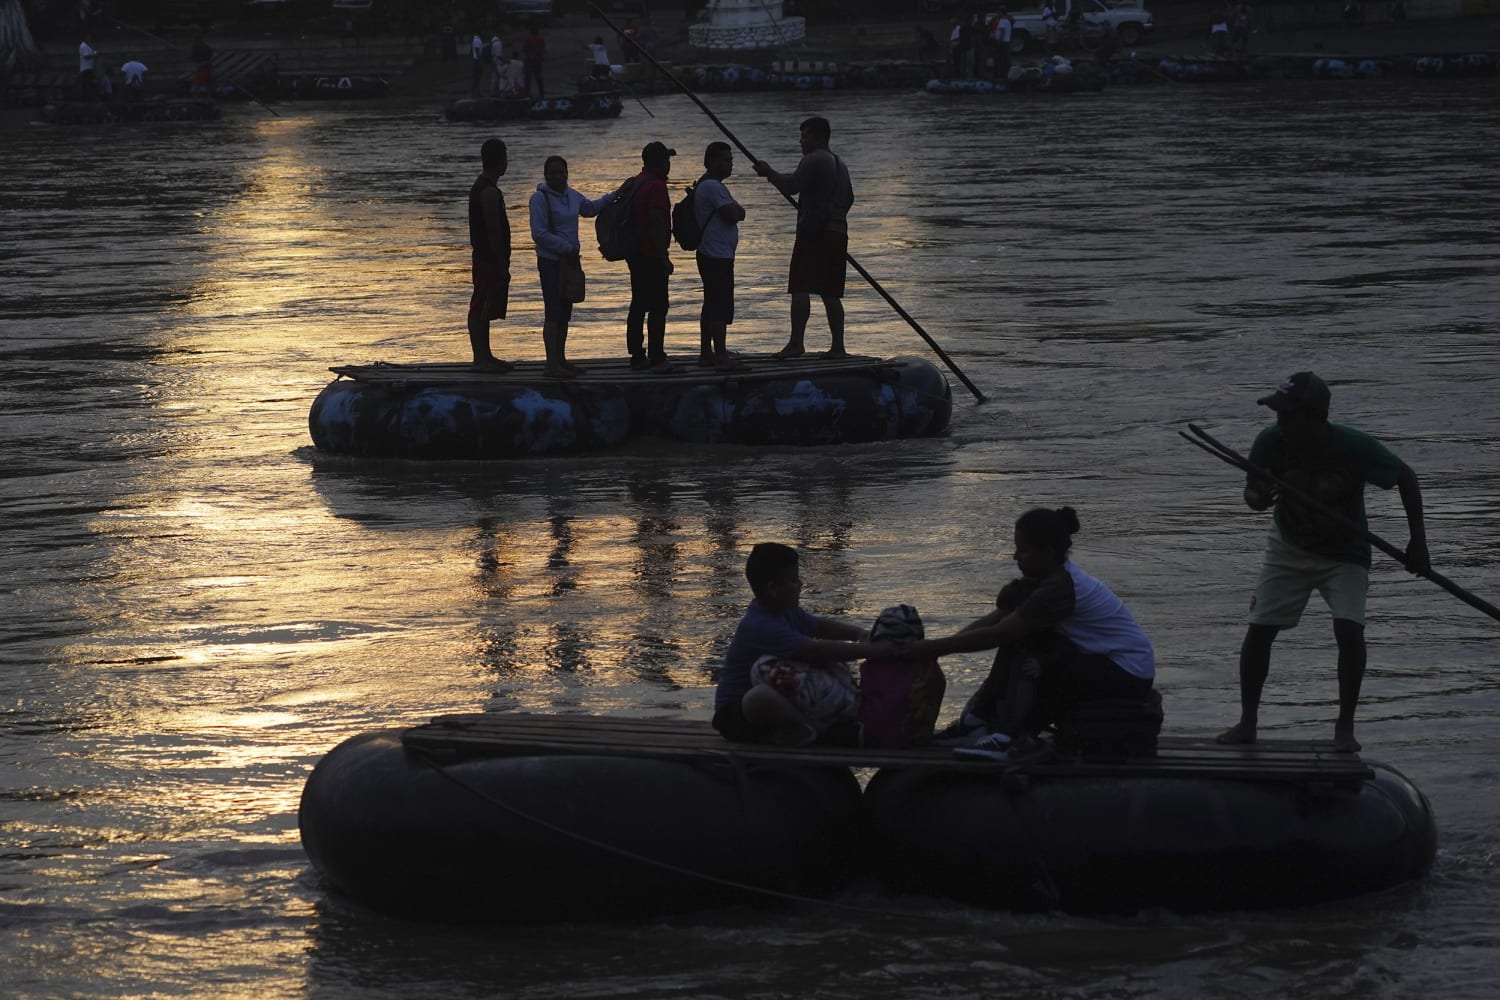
[
  {"xmin": 953, "ymin": 731, "xmax": 1013, "ymax": 761},
  {"xmin": 628, "ymin": 354, "xmax": 650, "ymax": 370},
  {"xmin": 767, "ymin": 722, "xmax": 818, "ymax": 747}
]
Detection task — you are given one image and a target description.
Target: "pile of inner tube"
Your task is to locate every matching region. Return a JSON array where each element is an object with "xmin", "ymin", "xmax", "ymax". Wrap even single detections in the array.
[{"xmin": 1412, "ymin": 53, "xmax": 1496, "ymax": 77}]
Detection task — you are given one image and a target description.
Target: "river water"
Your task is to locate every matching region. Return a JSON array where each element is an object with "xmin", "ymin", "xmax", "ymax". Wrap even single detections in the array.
[{"xmin": 2, "ymin": 79, "xmax": 1499, "ymax": 998}]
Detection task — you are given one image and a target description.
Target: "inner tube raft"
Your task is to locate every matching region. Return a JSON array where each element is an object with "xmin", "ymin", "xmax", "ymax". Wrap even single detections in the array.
[
  {"xmin": 298, "ymin": 731, "xmax": 863, "ymax": 921},
  {"xmin": 862, "ymin": 762, "xmax": 1437, "ymax": 912},
  {"xmin": 307, "ymin": 355, "xmax": 953, "ymax": 458}
]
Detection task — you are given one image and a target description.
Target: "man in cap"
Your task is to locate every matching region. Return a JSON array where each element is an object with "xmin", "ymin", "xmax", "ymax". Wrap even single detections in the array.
[
  {"xmin": 1218, "ymin": 371, "xmax": 1429, "ymax": 753},
  {"xmin": 625, "ymin": 141, "xmax": 677, "ymax": 371}
]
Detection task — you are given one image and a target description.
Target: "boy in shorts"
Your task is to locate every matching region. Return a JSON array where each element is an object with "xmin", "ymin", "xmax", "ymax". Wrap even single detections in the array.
[{"xmin": 713, "ymin": 542, "xmax": 889, "ymax": 746}]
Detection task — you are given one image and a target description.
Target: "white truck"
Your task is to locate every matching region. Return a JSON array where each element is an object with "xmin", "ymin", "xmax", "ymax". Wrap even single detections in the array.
[{"xmin": 1003, "ymin": 0, "xmax": 1154, "ymax": 52}]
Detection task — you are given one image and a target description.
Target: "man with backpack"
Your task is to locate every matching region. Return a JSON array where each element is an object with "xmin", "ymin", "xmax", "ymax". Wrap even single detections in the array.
[
  {"xmin": 680, "ymin": 142, "xmax": 747, "ymax": 371},
  {"xmin": 625, "ymin": 141, "xmax": 677, "ymax": 371}
]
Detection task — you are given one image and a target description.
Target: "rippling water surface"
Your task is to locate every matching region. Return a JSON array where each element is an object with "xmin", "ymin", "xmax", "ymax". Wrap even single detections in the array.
[{"xmin": 3, "ymin": 80, "xmax": 1500, "ymax": 998}]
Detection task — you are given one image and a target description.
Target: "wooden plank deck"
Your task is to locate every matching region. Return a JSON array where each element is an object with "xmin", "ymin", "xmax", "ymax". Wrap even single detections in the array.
[
  {"xmin": 401, "ymin": 712, "xmax": 1374, "ymax": 783},
  {"xmin": 330, "ymin": 355, "xmax": 894, "ymax": 389}
]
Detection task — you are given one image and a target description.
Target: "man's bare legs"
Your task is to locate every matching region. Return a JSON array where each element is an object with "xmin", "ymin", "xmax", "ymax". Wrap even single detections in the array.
[
  {"xmin": 1217, "ymin": 623, "xmax": 1278, "ymax": 745},
  {"xmin": 1332, "ymin": 617, "xmax": 1366, "ymax": 752},
  {"xmin": 776, "ymin": 292, "xmax": 845, "ymax": 359}
]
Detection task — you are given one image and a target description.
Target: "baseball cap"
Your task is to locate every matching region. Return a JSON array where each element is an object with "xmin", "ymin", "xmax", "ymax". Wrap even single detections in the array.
[
  {"xmin": 641, "ymin": 141, "xmax": 676, "ymax": 163},
  {"xmin": 1257, "ymin": 371, "xmax": 1331, "ymax": 414}
]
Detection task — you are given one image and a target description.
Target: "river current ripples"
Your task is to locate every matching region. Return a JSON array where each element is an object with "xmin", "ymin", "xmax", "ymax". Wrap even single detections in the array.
[{"xmin": 2, "ymin": 79, "xmax": 1499, "ymax": 998}]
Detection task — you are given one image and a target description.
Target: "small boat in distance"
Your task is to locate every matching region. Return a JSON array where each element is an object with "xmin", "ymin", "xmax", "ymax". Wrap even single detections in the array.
[{"xmin": 444, "ymin": 93, "xmax": 625, "ymax": 123}]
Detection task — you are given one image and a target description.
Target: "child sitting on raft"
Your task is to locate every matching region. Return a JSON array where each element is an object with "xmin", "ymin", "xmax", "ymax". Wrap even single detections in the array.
[
  {"xmin": 713, "ymin": 542, "xmax": 892, "ymax": 747},
  {"xmin": 905, "ymin": 506, "xmax": 1157, "ymax": 759}
]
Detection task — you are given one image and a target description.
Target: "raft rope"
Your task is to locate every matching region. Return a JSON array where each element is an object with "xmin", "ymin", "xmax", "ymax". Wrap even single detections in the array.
[
  {"xmin": 586, "ymin": 2, "xmax": 988, "ymax": 405},
  {"xmin": 408, "ymin": 745, "xmax": 1030, "ymax": 925}
]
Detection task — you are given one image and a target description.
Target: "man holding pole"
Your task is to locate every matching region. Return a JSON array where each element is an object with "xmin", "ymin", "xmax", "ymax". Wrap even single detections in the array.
[
  {"xmin": 753, "ymin": 116, "xmax": 855, "ymax": 361},
  {"xmin": 1217, "ymin": 371, "xmax": 1430, "ymax": 753}
]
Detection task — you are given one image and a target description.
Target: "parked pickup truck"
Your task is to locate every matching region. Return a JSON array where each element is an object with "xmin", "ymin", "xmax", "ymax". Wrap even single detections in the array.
[{"xmin": 1002, "ymin": 0, "xmax": 1154, "ymax": 51}]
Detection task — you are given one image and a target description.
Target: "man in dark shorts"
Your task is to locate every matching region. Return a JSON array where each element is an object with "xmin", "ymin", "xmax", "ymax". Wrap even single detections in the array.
[
  {"xmin": 692, "ymin": 141, "xmax": 747, "ymax": 371},
  {"xmin": 466, "ymin": 138, "xmax": 514, "ymax": 373},
  {"xmin": 752, "ymin": 116, "xmax": 855, "ymax": 360}
]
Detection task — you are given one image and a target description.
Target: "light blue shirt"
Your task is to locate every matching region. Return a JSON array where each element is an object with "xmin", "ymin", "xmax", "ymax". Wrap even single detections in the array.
[
  {"xmin": 528, "ymin": 183, "xmax": 613, "ymax": 261},
  {"xmin": 693, "ymin": 176, "xmax": 740, "ymax": 260}
]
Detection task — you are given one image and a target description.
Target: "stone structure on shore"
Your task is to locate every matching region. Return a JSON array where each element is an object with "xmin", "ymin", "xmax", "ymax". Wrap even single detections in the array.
[{"xmin": 687, "ymin": 0, "xmax": 805, "ymax": 50}]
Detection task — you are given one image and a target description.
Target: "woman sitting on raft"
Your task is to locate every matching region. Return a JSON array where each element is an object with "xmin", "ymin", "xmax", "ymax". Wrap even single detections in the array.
[{"xmin": 908, "ymin": 506, "xmax": 1156, "ymax": 758}]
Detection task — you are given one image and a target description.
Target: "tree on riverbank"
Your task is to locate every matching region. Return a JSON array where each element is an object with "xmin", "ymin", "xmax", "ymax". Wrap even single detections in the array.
[{"xmin": 1, "ymin": 0, "xmax": 37, "ymax": 74}]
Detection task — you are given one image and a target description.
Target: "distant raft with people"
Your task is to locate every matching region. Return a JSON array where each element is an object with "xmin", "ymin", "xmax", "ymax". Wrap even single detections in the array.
[
  {"xmin": 298, "ymin": 713, "xmax": 1438, "ymax": 921},
  {"xmin": 444, "ymin": 93, "xmax": 625, "ymax": 123},
  {"xmin": 307, "ymin": 354, "xmax": 954, "ymax": 459}
]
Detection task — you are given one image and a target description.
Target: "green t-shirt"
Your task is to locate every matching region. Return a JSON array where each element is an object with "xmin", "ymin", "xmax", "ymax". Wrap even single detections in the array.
[{"xmin": 1248, "ymin": 422, "xmax": 1406, "ymax": 567}]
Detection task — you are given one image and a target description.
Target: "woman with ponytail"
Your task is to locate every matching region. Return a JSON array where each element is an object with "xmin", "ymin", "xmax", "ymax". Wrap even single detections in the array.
[{"xmin": 911, "ymin": 506, "xmax": 1156, "ymax": 758}]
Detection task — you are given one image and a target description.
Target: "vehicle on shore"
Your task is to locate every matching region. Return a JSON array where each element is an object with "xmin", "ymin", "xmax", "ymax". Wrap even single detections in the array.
[{"xmin": 1003, "ymin": 0, "xmax": 1153, "ymax": 52}]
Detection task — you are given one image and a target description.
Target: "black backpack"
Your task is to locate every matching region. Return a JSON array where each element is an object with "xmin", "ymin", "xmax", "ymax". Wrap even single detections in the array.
[
  {"xmin": 594, "ymin": 177, "xmax": 639, "ymax": 261},
  {"xmin": 672, "ymin": 182, "xmax": 702, "ymax": 251}
]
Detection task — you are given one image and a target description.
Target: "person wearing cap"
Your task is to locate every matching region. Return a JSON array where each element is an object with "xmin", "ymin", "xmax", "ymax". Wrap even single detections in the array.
[
  {"xmin": 752, "ymin": 116, "xmax": 855, "ymax": 361},
  {"xmin": 625, "ymin": 141, "xmax": 677, "ymax": 372},
  {"xmin": 1218, "ymin": 371, "xmax": 1430, "ymax": 753},
  {"xmin": 466, "ymin": 138, "xmax": 515, "ymax": 374}
]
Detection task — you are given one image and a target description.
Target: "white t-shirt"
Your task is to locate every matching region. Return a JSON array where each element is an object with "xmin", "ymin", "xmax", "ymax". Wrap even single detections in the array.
[
  {"xmin": 589, "ymin": 42, "xmax": 610, "ymax": 67},
  {"xmin": 79, "ymin": 41, "xmax": 97, "ymax": 72},
  {"xmin": 991, "ymin": 17, "xmax": 1013, "ymax": 43},
  {"xmin": 471, "ymin": 34, "xmax": 484, "ymax": 60},
  {"xmin": 693, "ymin": 176, "xmax": 740, "ymax": 260},
  {"xmin": 121, "ymin": 60, "xmax": 147, "ymax": 84},
  {"xmin": 491, "ymin": 37, "xmax": 504, "ymax": 66}
]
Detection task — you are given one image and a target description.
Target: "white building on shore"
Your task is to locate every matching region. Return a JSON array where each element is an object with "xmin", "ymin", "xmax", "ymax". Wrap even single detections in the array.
[{"xmin": 687, "ymin": 0, "xmax": 806, "ymax": 50}]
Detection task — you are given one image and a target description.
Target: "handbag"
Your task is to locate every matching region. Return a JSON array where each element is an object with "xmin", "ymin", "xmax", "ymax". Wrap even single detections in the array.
[
  {"xmin": 544, "ymin": 191, "xmax": 587, "ymax": 303},
  {"xmin": 560, "ymin": 253, "xmax": 586, "ymax": 303}
]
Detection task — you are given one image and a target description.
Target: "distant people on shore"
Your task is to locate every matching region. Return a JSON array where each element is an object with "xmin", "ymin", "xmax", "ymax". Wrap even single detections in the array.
[
  {"xmin": 1211, "ymin": 15, "xmax": 1231, "ymax": 55},
  {"xmin": 78, "ymin": 34, "xmax": 97, "ymax": 99},
  {"xmin": 915, "ymin": 24, "xmax": 938, "ymax": 68},
  {"xmin": 1230, "ymin": 2, "xmax": 1253, "ymax": 54},
  {"xmin": 121, "ymin": 59, "xmax": 147, "ymax": 94},
  {"xmin": 691, "ymin": 141, "xmax": 748, "ymax": 371},
  {"xmin": 587, "ymin": 36, "xmax": 613, "ymax": 79},
  {"xmin": 471, "ymin": 31, "xmax": 486, "ymax": 95},
  {"xmin": 753, "ymin": 116, "xmax": 856, "ymax": 360},
  {"xmin": 466, "ymin": 139, "xmax": 514, "ymax": 373},
  {"xmin": 490, "ymin": 33, "xmax": 505, "ymax": 94},
  {"xmin": 506, "ymin": 51, "xmax": 525, "ymax": 96},
  {"xmin": 1217, "ymin": 372, "xmax": 1429, "ymax": 754},
  {"xmin": 191, "ymin": 36, "xmax": 214, "ymax": 96},
  {"xmin": 625, "ymin": 141, "xmax": 677, "ymax": 372},
  {"xmin": 529, "ymin": 155, "xmax": 614, "ymax": 378},
  {"xmin": 990, "ymin": 8, "xmax": 1013, "ymax": 81},
  {"xmin": 621, "ymin": 18, "xmax": 641, "ymax": 62},
  {"xmin": 522, "ymin": 26, "xmax": 546, "ymax": 98}
]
